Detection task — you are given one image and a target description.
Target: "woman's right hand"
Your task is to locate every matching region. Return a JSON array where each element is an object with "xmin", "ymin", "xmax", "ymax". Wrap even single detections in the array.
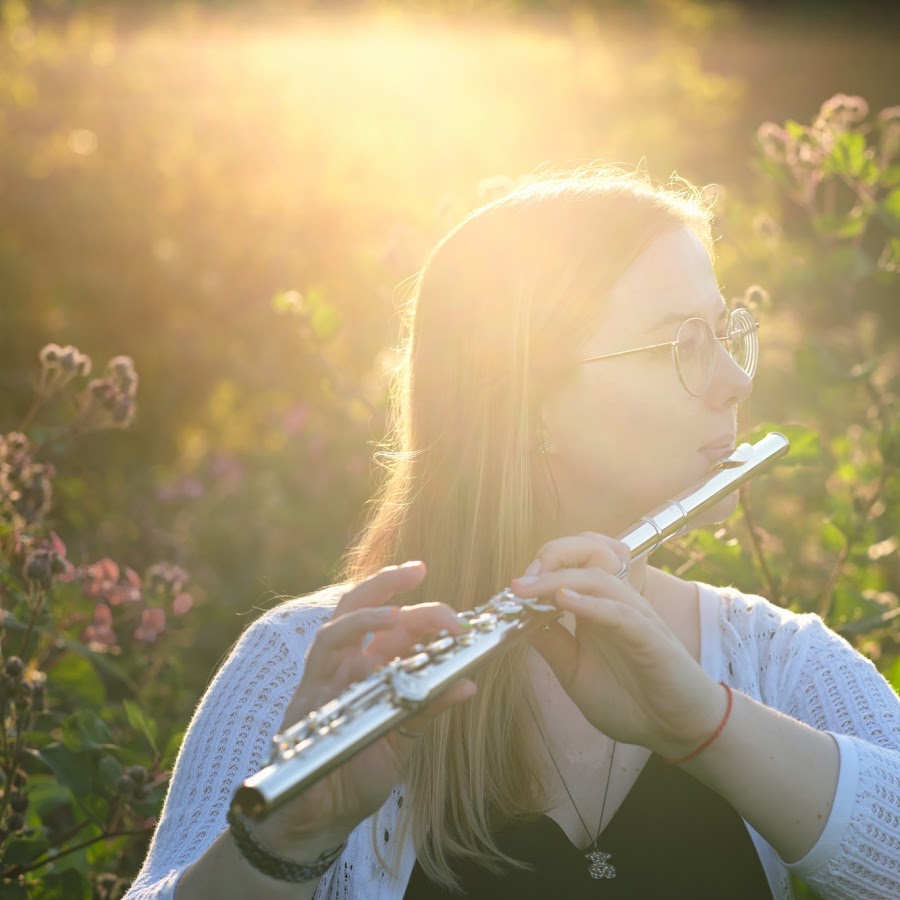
[{"xmin": 250, "ymin": 561, "xmax": 476, "ymax": 855}]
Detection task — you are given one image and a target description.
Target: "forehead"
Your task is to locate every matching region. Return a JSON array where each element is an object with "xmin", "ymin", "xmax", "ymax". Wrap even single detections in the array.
[{"xmin": 600, "ymin": 227, "xmax": 722, "ymax": 334}]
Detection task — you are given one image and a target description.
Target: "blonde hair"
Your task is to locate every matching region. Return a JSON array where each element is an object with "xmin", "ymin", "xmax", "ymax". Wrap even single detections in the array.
[{"xmin": 342, "ymin": 167, "xmax": 713, "ymax": 890}]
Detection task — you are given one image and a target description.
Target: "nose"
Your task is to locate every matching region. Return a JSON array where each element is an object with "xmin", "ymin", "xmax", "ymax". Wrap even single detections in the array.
[{"xmin": 707, "ymin": 342, "xmax": 753, "ymax": 408}]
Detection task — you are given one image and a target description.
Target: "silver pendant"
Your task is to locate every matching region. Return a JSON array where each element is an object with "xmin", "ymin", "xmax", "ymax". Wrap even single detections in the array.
[{"xmin": 586, "ymin": 845, "xmax": 616, "ymax": 880}]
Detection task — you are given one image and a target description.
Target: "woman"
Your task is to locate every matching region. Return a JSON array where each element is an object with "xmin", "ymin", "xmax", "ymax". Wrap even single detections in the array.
[{"xmin": 127, "ymin": 170, "xmax": 900, "ymax": 898}]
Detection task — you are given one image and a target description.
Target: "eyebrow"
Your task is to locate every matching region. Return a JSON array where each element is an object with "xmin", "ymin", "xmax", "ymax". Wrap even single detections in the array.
[{"xmin": 645, "ymin": 302, "xmax": 729, "ymax": 334}]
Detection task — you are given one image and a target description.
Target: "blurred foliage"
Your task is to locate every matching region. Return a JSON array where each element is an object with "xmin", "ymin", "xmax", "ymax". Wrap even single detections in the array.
[
  {"xmin": 0, "ymin": 348, "xmax": 195, "ymax": 898},
  {"xmin": 0, "ymin": 0, "xmax": 898, "ymax": 895}
]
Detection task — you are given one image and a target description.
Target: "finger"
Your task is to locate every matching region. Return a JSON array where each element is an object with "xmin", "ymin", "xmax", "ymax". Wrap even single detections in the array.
[
  {"xmin": 333, "ymin": 561, "xmax": 427, "ymax": 617},
  {"xmin": 516, "ymin": 535, "xmax": 629, "ymax": 581},
  {"xmin": 554, "ymin": 586, "xmax": 635, "ymax": 629},
  {"xmin": 305, "ymin": 605, "xmax": 402, "ymax": 680},
  {"xmin": 365, "ymin": 602, "xmax": 467, "ymax": 662},
  {"xmin": 512, "ymin": 566, "xmax": 643, "ymax": 608}
]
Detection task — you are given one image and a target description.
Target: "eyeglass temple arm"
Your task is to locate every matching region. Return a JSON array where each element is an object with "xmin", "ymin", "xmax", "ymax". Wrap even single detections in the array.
[{"xmin": 579, "ymin": 340, "xmax": 676, "ymax": 365}]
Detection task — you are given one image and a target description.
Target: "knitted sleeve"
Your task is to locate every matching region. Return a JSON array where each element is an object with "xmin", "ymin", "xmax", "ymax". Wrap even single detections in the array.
[
  {"xmin": 124, "ymin": 597, "xmax": 335, "ymax": 899},
  {"xmin": 722, "ymin": 590, "xmax": 900, "ymax": 898}
]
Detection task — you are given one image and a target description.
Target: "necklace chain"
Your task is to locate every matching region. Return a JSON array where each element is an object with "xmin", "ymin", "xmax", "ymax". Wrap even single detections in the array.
[{"xmin": 525, "ymin": 696, "xmax": 618, "ymax": 880}]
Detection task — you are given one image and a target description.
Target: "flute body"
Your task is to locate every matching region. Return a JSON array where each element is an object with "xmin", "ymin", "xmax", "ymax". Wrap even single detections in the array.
[{"xmin": 233, "ymin": 431, "xmax": 789, "ymax": 821}]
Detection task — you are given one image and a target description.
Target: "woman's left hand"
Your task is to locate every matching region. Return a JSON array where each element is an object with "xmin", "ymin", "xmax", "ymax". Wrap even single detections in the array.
[{"xmin": 512, "ymin": 532, "xmax": 725, "ymax": 759}]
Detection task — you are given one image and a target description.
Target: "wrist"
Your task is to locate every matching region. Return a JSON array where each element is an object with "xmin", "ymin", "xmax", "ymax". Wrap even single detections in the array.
[
  {"xmin": 227, "ymin": 808, "xmax": 348, "ymax": 883},
  {"xmin": 655, "ymin": 680, "xmax": 732, "ymax": 763},
  {"xmin": 248, "ymin": 813, "xmax": 353, "ymax": 862}
]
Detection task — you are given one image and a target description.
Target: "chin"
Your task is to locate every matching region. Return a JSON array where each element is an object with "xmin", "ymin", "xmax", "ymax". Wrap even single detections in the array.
[{"xmin": 690, "ymin": 492, "xmax": 740, "ymax": 529}]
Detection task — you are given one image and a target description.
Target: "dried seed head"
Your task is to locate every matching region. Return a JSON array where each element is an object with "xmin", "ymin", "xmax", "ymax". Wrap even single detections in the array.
[{"xmin": 4, "ymin": 657, "xmax": 23, "ymax": 678}]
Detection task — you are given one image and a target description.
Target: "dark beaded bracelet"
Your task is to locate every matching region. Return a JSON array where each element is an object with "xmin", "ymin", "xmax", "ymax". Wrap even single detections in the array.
[{"xmin": 227, "ymin": 808, "xmax": 345, "ymax": 883}]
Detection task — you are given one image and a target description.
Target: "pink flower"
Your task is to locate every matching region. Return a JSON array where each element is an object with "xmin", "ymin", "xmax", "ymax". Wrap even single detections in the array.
[
  {"xmin": 107, "ymin": 566, "xmax": 143, "ymax": 606},
  {"xmin": 83, "ymin": 558, "xmax": 119, "ymax": 599},
  {"xmin": 134, "ymin": 608, "xmax": 166, "ymax": 643},
  {"xmin": 172, "ymin": 592, "xmax": 193, "ymax": 616},
  {"xmin": 83, "ymin": 603, "xmax": 117, "ymax": 647}
]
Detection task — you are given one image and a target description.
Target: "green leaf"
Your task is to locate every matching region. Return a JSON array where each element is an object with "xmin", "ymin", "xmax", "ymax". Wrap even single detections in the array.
[
  {"xmin": 1, "ymin": 834, "xmax": 50, "ymax": 867},
  {"xmin": 811, "ymin": 211, "xmax": 867, "ymax": 239},
  {"xmin": 35, "ymin": 743, "xmax": 91, "ymax": 796},
  {"xmin": 888, "ymin": 658, "xmax": 900, "ymax": 695},
  {"xmin": 784, "ymin": 119, "xmax": 807, "ymax": 140},
  {"xmin": 744, "ymin": 423, "xmax": 822, "ymax": 466},
  {"xmin": 823, "ymin": 130, "xmax": 880, "ymax": 185},
  {"xmin": 881, "ymin": 189, "xmax": 900, "ymax": 233},
  {"xmin": 270, "ymin": 289, "xmax": 303, "ymax": 316},
  {"xmin": 97, "ymin": 754, "xmax": 123, "ymax": 794},
  {"xmin": 30, "ymin": 868, "xmax": 91, "ymax": 900},
  {"xmin": 47, "ymin": 655, "xmax": 105, "ymax": 706},
  {"xmin": 123, "ymin": 700, "xmax": 159, "ymax": 754},
  {"xmin": 26, "ymin": 774, "xmax": 73, "ymax": 817},
  {"xmin": 61, "ymin": 710, "xmax": 114, "ymax": 752},
  {"xmin": 162, "ymin": 729, "xmax": 185, "ymax": 768},
  {"xmin": 820, "ymin": 520, "xmax": 847, "ymax": 555}
]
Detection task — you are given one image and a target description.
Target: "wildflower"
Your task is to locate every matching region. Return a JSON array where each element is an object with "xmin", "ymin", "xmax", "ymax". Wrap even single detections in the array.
[
  {"xmin": 4, "ymin": 657, "xmax": 23, "ymax": 678},
  {"xmin": 24, "ymin": 548, "xmax": 63, "ymax": 590},
  {"xmin": 0, "ymin": 432, "xmax": 30, "ymax": 465},
  {"xmin": 172, "ymin": 592, "xmax": 193, "ymax": 616},
  {"xmin": 107, "ymin": 355, "xmax": 138, "ymax": 397},
  {"xmin": 144, "ymin": 562, "xmax": 188, "ymax": 600},
  {"xmin": 83, "ymin": 603, "xmax": 117, "ymax": 647},
  {"xmin": 39, "ymin": 343, "xmax": 62, "ymax": 370},
  {"xmin": 134, "ymin": 607, "xmax": 166, "ymax": 643},
  {"xmin": 743, "ymin": 285, "xmax": 770, "ymax": 312},
  {"xmin": 14, "ymin": 463, "xmax": 54, "ymax": 524},
  {"xmin": 818, "ymin": 93, "xmax": 869, "ymax": 127},
  {"xmin": 83, "ymin": 558, "xmax": 120, "ymax": 600},
  {"xmin": 40, "ymin": 343, "xmax": 92, "ymax": 383},
  {"xmin": 756, "ymin": 123, "xmax": 788, "ymax": 161}
]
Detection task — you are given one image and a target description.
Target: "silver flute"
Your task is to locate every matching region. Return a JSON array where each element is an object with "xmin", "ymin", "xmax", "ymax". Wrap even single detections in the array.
[{"xmin": 233, "ymin": 431, "xmax": 789, "ymax": 821}]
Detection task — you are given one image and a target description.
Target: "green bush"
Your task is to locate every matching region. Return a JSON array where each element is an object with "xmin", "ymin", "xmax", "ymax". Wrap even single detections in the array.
[{"xmin": 0, "ymin": 347, "xmax": 194, "ymax": 898}]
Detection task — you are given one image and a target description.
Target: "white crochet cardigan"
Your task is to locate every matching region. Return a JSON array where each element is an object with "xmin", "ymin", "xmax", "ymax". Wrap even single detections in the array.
[{"xmin": 126, "ymin": 583, "xmax": 900, "ymax": 899}]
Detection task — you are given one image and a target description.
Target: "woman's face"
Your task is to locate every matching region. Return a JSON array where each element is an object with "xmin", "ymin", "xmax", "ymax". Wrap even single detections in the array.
[{"xmin": 539, "ymin": 226, "xmax": 753, "ymax": 537}]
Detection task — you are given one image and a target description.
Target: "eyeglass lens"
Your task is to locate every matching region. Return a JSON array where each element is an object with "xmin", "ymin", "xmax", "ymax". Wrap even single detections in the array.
[{"xmin": 674, "ymin": 308, "xmax": 758, "ymax": 397}]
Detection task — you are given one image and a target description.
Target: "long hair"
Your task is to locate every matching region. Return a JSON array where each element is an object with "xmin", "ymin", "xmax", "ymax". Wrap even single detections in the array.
[{"xmin": 342, "ymin": 167, "xmax": 714, "ymax": 890}]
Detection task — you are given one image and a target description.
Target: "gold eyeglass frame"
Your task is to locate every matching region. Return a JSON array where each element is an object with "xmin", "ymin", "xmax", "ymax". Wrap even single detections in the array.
[{"xmin": 577, "ymin": 307, "xmax": 759, "ymax": 397}]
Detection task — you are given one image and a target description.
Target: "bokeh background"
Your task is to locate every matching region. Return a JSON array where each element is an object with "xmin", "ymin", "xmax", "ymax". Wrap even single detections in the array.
[{"xmin": 1, "ymin": 0, "xmax": 899, "ymax": 894}]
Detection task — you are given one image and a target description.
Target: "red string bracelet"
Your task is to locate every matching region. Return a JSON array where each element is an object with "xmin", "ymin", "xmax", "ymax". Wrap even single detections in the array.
[{"xmin": 663, "ymin": 682, "xmax": 733, "ymax": 766}]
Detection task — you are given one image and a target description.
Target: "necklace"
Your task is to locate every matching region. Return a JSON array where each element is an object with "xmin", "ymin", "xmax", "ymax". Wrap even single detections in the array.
[{"xmin": 526, "ymin": 697, "xmax": 617, "ymax": 880}]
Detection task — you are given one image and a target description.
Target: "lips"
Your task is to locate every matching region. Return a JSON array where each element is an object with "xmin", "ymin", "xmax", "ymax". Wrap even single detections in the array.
[{"xmin": 699, "ymin": 436, "xmax": 736, "ymax": 464}]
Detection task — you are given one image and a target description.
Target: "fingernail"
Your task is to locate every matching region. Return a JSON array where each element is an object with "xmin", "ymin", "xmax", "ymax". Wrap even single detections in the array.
[
  {"xmin": 523, "ymin": 559, "xmax": 541, "ymax": 578},
  {"xmin": 513, "ymin": 575, "xmax": 539, "ymax": 587},
  {"xmin": 401, "ymin": 560, "xmax": 424, "ymax": 569}
]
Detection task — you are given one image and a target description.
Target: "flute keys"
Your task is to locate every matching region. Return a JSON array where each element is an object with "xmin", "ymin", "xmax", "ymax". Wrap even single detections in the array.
[
  {"xmin": 493, "ymin": 599, "xmax": 524, "ymax": 619},
  {"xmin": 426, "ymin": 636, "xmax": 456, "ymax": 656},
  {"xmin": 400, "ymin": 652, "xmax": 431, "ymax": 672}
]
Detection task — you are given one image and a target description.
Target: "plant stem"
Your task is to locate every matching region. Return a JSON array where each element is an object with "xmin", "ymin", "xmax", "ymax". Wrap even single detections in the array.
[
  {"xmin": 0, "ymin": 825, "xmax": 150, "ymax": 878},
  {"xmin": 738, "ymin": 484, "xmax": 780, "ymax": 606}
]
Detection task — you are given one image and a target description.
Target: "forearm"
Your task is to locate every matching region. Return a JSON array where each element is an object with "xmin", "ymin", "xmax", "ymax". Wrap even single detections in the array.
[
  {"xmin": 676, "ymin": 684, "xmax": 839, "ymax": 863},
  {"xmin": 175, "ymin": 821, "xmax": 350, "ymax": 900}
]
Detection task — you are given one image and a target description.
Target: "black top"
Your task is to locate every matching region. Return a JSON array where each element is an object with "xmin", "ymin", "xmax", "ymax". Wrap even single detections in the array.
[{"xmin": 404, "ymin": 752, "xmax": 772, "ymax": 899}]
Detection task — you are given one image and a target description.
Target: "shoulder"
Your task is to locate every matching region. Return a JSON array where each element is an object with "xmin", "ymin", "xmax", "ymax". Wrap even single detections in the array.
[
  {"xmin": 253, "ymin": 584, "xmax": 344, "ymax": 634},
  {"xmin": 226, "ymin": 584, "xmax": 345, "ymax": 663},
  {"xmin": 697, "ymin": 582, "xmax": 839, "ymax": 706},
  {"xmin": 701, "ymin": 581, "xmax": 823, "ymax": 640}
]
